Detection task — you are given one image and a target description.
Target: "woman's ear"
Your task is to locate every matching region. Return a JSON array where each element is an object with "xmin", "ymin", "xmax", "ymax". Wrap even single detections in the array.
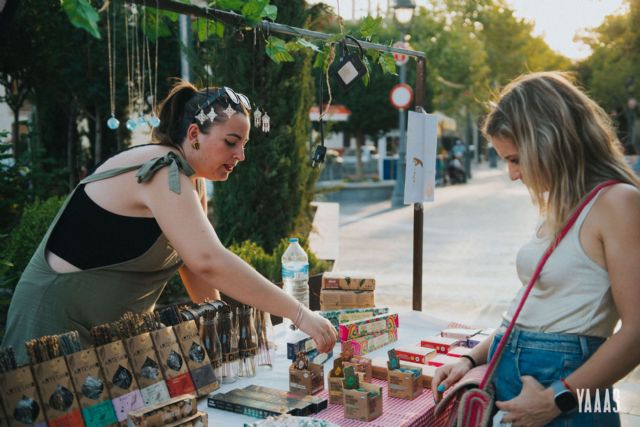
[{"xmin": 186, "ymin": 123, "xmax": 200, "ymax": 141}]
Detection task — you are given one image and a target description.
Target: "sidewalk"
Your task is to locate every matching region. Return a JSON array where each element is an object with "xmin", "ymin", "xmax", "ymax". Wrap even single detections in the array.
[{"xmin": 333, "ymin": 162, "xmax": 640, "ymax": 424}]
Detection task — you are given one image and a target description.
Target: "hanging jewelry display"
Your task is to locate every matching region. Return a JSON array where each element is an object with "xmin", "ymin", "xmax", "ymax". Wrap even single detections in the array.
[
  {"xmin": 145, "ymin": 1, "xmax": 161, "ymax": 128},
  {"xmin": 136, "ymin": 5, "xmax": 148, "ymax": 129},
  {"xmin": 106, "ymin": 0, "xmax": 119, "ymax": 130},
  {"xmin": 253, "ymin": 108, "xmax": 262, "ymax": 128},
  {"xmin": 261, "ymin": 111, "xmax": 270, "ymax": 133}
]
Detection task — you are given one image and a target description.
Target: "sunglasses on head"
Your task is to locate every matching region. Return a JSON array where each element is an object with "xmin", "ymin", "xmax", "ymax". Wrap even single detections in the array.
[{"xmin": 193, "ymin": 87, "xmax": 251, "ymax": 123}]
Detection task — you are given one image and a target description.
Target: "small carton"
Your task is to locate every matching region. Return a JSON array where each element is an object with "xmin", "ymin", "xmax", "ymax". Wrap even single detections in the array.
[
  {"xmin": 286, "ymin": 332, "xmax": 317, "ymax": 360},
  {"xmin": 342, "ymin": 383, "xmax": 382, "ymax": 422},
  {"xmin": 288, "ymin": 354, "xmax": 324, "ymax": 396},
  {"xmin": 466, "ymin": 329, "xmax": 495, "ymax": 348},
  {"xmin": 0, "ymin": 366, "xmax": 47, "ymax": 426},
  {"xmin": 126, "ymin": 393, "xmax": 196, "ymax": 427},
  {"xmin": 173, "ymin": 320, "xmax": 219, "ymax": 397},
  {"xmin": 338, "ymin": 313, "xmax": 399, "ymax": 342},
  {"xmin": 342, "ymin": 328, "xmax": 398, "ymax": 356},
  {"xmin": 447, "ymin": 346, "xmax": 474, "ymax": 358},
  {"xmin": 320, "ymin": 307, "xmax": 389, "ymax": 339},
  {"xmin": 441, "ymin": 328, "xmax": 481, "ymax": 340},
  {"xmin": 150, "ymin": 326, "xmax": 195, "ymax": 398},
  {"xmin": 427, "ymin": 354, "xmax": 461, "ymax": 367},
  {"xmin": 370, "ymin": 357, "xmax": 437, "ymax": 389},
  {"xmin": 123, "ymin": 332, "xmax": 170, "ymax": 406},
  {"xmin": 322, "ymin": 273, "xmax": 376, "ymax": 291},
  {"xmin": 66, "ymin": 347, "xmax": 118, "ymax": 426},
  {"xmin": 420, "ymin": 336, "xmax": 461, "ymax": 354},
  {"xmin": 164, "ymin": 411, "xmax": 207, "ymax": 427},
  {"xmin": 95, "ymin": 340, "xmax": 145, "ymax": 423},
  {"xmin": 387, "ymin": 364, "xmax": 423, "ymax": 400},
  {"xmin": 394, "ymin": 346, "xmax": 436, "ymax": 365},
  {"xmin": 320, "ymin": 290, "xmax": 374, "ymax": 311},
  {"xmin": 31, "ymin": 356, "xmax": 84, "ymax": 426}
]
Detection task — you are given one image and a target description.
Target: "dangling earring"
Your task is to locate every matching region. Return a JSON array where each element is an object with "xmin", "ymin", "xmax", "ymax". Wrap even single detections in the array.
[{"xmin": 192, "ymin": 140, "xmax": 200, "ymax": 150}]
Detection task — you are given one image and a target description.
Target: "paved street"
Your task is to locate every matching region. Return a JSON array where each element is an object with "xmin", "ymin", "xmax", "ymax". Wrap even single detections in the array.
[{"xmin": 335, "ymin": 162, "xmax": 538, "ymax": 328}]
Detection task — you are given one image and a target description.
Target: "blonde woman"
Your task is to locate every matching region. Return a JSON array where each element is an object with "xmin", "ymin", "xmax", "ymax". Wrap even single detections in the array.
[{"xmin": 433, "ymin": 72, "xmax": 640, "ymax": 426}]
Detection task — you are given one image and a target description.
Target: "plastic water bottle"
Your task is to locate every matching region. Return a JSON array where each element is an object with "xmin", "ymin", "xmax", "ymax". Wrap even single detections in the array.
[{"xmin": 281, "ymin": 238, "xmax": 309, "ymax": 330}]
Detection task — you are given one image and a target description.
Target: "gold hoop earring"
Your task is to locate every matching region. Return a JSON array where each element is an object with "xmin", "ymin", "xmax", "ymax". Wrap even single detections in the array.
[{"xmin": 192, "ymin": 140, "xmax": 200, "ymax": 150}]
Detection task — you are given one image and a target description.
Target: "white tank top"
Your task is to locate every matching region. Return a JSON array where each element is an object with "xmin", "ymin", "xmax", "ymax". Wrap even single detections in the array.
[{"xmin": 503, "ymin": 192, "xmax": 618, "ymax": 338}]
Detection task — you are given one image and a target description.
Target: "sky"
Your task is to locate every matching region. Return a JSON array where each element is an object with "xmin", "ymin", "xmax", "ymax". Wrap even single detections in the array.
[{"xmin": 308, "ymin": 0, "xmax": 628, "ymax": 60}]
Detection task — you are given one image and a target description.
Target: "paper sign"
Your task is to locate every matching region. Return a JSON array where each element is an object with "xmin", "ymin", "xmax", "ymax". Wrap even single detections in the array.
[{"xmin": 404, "ymin": 111, "xmax": 438, "ymax": 204}]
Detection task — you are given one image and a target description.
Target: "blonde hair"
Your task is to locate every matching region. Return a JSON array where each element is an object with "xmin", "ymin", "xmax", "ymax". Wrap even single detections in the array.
[{"xmin": 482, "ymin": 71, "xmax": 639, "ymax": 234}]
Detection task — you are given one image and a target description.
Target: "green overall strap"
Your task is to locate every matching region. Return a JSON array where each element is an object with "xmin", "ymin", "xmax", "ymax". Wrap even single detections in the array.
[{"xmin": 80, "ymin": 151, "xmax": 195, "ymax": 194}]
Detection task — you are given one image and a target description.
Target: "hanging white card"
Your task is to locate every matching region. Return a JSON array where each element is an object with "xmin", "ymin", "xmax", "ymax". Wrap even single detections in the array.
[{"xmin": 404, "ymin": 111, "xmax": 438, "ymax": 204}]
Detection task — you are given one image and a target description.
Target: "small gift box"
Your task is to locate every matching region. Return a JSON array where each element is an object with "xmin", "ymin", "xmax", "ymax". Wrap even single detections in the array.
[
  {"xmin": 288, "ymin": 353, "xmax": 324, "ymax": 396},
  {"xmin": 342, "ymin": 382, "xmax": 383, "ymax": 422},
  {"xmin": 420, "ymin": 336, "xmax": 461, "ymax": 354}
]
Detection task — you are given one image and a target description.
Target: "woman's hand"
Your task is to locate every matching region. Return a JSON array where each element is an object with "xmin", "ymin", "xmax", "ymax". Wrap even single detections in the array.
[
  {"xmin": 432, "ymin": 358, "xmax": 473, "ymax": 402},
  {"xmin": 496, "ymin": 376, "xmax": 561, "ymax": 427},
  {"xmin": 297, "ymin": 308, "xmax": 338, "ymax": 353}
]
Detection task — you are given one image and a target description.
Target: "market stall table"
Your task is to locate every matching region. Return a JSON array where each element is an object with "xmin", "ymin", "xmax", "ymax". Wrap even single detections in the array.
[{"xmin": 198, "ymin": 309, "xmax": 466, "ymax": 426}]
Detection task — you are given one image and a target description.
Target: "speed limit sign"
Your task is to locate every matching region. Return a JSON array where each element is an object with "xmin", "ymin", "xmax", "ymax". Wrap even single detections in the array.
[
  {"xmin": 389, "ymin": 83, "xmax": 413, "ymax": 110},
  {"xmin": 392, "ymin": 41, "xmax": 410, "ymax": 66}
]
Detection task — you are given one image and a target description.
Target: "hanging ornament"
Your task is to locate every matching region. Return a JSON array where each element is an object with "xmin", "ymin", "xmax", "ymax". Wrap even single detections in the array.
[
  {"xmin": 261, "ymin": 112, "xmax": 270, "ymax": 133},
  {"xmin": 137, "ymin": 115, "xmax": 148, "ymax": 129},
  {"xmin": 126, "ymin": 118, "xmax": 138, "ymax": 131},
  {"xmin": 107, "ymin": 115, "xmax": 120, "ymax": 130},
  {"xmin": 148, "ymin": 115, "xmax": 160, "ymax": 128},
  {"xmin": 253, "ymin": 108, "xmax": 262, "ymax": 128}
]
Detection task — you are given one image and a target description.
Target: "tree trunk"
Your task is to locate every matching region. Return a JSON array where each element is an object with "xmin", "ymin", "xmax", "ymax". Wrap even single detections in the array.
[
  {"xmin": 94, "ymin": 104, "xmax": 102, "ymax": 166},
  {"xmin": 355, "ymin": 130, "xmax": 365, "ymax": 180},
  {"xmin": 67, "ymin": 102, "xmax": 77, "ymax": 191},
  {"xmin": 11, "ymin": 107, "xmax": 20, "ymax": 159}
]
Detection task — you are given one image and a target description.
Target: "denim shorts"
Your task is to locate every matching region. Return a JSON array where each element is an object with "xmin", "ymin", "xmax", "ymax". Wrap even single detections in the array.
[{"xmin": 487, "ymin": 323, "xmax": 621, "ymax": 427}]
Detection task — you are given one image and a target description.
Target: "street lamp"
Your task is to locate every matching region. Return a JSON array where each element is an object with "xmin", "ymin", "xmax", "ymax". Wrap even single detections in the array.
[{"xmin": 391, "ymin": 0, "xmax": 415, "ymax": 207}]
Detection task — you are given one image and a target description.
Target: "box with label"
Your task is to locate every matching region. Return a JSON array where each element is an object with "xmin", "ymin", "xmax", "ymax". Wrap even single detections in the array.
[
  {"xmin": 66, "ymin": 347, "xmax": 118, "ymax": 427},
  {"xmin": 289, "ymin": 363, "xmax": 324, "ymax": 396},
  {"xmin": 95, "ymin": 340, "xmax": 145, "ymax": 423},
  {"xmin": 420, "ymin": 336, "xmax": 461, "ymax": 354},
  {"xmin": 338, "ymin": 312, "xmax": 399, "ymax": 342},
  {"xmin": 319, "ymin": 290, "xmax": 374, "ymax": 310},
  {"xmin": 227, "ymin": 389, "xmax": 313, "ymax": 416},
  {"xmin": 207, "ymin": 391, "xmax": 295, "ymax": 418},
  {"xmin": 127, "ymin": 393, "xmax": 196, "ymax": 427},
  {"xmin": 322, "ymin": 272, "xmax": 376, "ymax": 291},
  {"xmin": 320, "ymin": 307, "xmax": 389, "ymax": 336},
  {"xmin": 387, "ymin": 364, "xmax": 423, "ymax": 400},
  {"xmin": 31, "ymin": 356, "xmax": 84, "ymax": 426},
  {"xmin": 123, "ymin": 332, "xmax": 170, "ymax": 406},
  {"xmin": 165, "ymin": 411, "xmax": 207, "ymax": 427},
  {"xmin": 173, "ymin": 320, "xmax": 219, "ymax": 397},
  {"xmin": 371, "ymin": 357, "xmax": 437, "ymax": 389},
  {"xmin": 286, "ymin": 333, "xmax": 316, "ymax": 360},
  {"xmin": 427, "ymin": 354, "xmax": 461, "ymax": 367},
  {"xmin": 342, "ymin": 382, "xmax": 382, "ymax": 422},
  {"xmin": 0, "ymin": 366, "xmax": 47, "ymax": 426},
  {"xmin": 150, "ymin": 326, "xmax": 195, "ymax": 398},
  {"xmin": 447, "ymin": 346, "xmax": 474, "ymax": 358},
  {"xmin": 394, "ymin": 346, "xmax": 436, "ymax": 365},
  {"xmin": 243, "ymin": 385, "xmax": 328, "ymax": 414},
  {"xmin": 341, "ymin": 328, "xmax": 398, "ymax": 356}
]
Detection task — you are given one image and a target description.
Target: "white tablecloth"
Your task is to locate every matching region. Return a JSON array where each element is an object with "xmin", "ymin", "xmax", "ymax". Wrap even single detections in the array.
[{"xmin": 197, "ymin": 309, "xmax": 453, "ymax": 426}]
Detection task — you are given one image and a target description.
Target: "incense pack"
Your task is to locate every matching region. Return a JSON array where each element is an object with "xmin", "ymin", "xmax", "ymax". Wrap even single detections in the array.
[
  {"xmin": 207, "ymin": 392, "xmax": 294, "ymax": 419},
  {"xmin": 341, "ymin": 328, "xmax": 398, "ymax": 356},
  {"xmin": 31, "ymin": 356, "xmax": 83, "ymax": 426},
  {"xmin": 288, "ymin": 362, "xmax": 324, "ymax": 396},
  {"xmin": 149, "ymin": 326, "xmax": 195, "ymax": 398},
  {"xmin": 338, "ymin": 312, "xmax": 399, "ymax": 342},
  {"xmin": 387, "ymin": 364, "xmax": 423, "ymax": 400},
  {"xmin": 394, "ymin": 346, "xmax": 436, "ymax": 365},
  {"xmin": 343, "ymin": 383, "xmax": 382, "ymax": 422},
  {"xmin": 95, "ymin": 340, "xmax": 145, "ymax": 423},
  {"xmin": 420, "ymin": 336, "xmax": 461, "ymax": 354},
  {"xmin": 126, "ymin": 393, "xmax": 196, "ymax": 427},
  {"xmin": 243, "ymin": 385, "xmax": 328, "ymax": 414},
  {"xmin": 371, "ymin": 357, "xmax": 437, "ymax": 389},
  {"xmin": 321, "ymin": 273, "xmax": 376, "ymax": 291},
  {"xmin": 172, "ymin": 320, "xmax": 218, "ymax": 397},
  {"xmin": 66, "ymin": 347, "xmax": 118, "ymax": 427},
  {"xmin": 319, "ymin": 290, "xmax": 374, "ymax": 310},
  {"xmin": 0, "ymin": 366, "xmax": 47, "ymax": 426},
  {"xmin": 320, "ymin": 307, "xmax": 389, "ymax": 339}
]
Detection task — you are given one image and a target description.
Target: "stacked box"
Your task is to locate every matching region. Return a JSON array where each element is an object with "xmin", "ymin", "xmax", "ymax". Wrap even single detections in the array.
[
  {"xmin": 371, "ymin": 357, "xmax": 437, "ymax": 389},
  {"xmin": 127, "ymin": 394, "xmax": 196, "ymax": 427},
  {"xmin": 341, "ymin": 328, "xmax": 398, "ymax": 356},
  {"xmin": 338, "ymin": 313, "xmax": 399, "ymax": 342},
  {"xmin": 342, "ymin": 383, "xmax": 382, "ymax": 422},
  {"xmin": 322, "ymin": 273, "xmax": 376, "ymax": 291},
  {"xmin": 394, "ymin": 346, "xmax": 436, "ymax": 365},
  {"xmin": 320, "ymin": 307, "xmax": 389, "ymax": 339},
  {"xmin": 327, "ymin": 356, "xmax": 370, "ymax": 405},
  {"xmin": 208, "ymin": 392, "xmax": 295, "ymax": 419},
  {"xmin": 420, "ymin": 336, "xmax": 461, "ymax": 354},
  {"xmin": 387, "ymin": 364, "xmax": 423, "ymax": 400},
  {"xmin": 320, "ymin": 290, "xmax": 374, "ymax": 310},
  {"xmin": 232, "ymin": 386, "xmax": 325, "ymax": 416},
  {"xmin": 285, "ymin": 333, "xmax": 333, "ymax": 365}
]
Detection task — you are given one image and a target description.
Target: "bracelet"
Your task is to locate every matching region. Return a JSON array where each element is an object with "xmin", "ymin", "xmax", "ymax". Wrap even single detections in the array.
[
  {"xmin": 293, "ymin": 302, "xmax": 304, "ymax": 328},
  {"xmin": 460, "ymin": 355, "xmax": 477, "ymax": 368}
]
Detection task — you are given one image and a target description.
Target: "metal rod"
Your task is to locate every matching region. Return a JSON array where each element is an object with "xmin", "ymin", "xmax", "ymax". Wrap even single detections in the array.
[
  {"xmin": 128, "ymin": 0, "xmax": 426, "ymax": 58},
  {"xmin": 412, "ymin": 58, "xmax": 426, "ymax": 312}
]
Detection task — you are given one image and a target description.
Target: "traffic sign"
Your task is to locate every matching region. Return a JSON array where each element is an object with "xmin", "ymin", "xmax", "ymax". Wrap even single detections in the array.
[
  {"xmin": 392, "ymin": 41, "xmax": 410, "ymax": 66},
  {"xmin": 390, "ymin": 83, "xmax": 413, "ymax": 110}
]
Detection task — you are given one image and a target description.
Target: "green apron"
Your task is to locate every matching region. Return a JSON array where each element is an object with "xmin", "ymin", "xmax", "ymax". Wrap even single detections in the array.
[{"xmin": 3, "ymin": 151, "xmax": 196, "ymax": 365}]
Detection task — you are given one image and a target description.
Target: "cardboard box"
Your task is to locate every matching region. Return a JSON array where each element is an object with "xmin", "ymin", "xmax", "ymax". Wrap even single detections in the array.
[
  {"xmin": 320, "ymin": 307, "xmax": 389, "ymax": 337},
  {"xmin": 165, "ymin": 411, "xmax": 207, "ymax": 427},
  {"xmin": 371, "ymin": 357, "xmax": 437, "ymax": 389},
  {"xmin": 320, "ymin": 290, "xmax": 374, "ymax": 310},
  {"xmin": 338, "ymin": 313, "xmax": 399, "ymax": 342},
  {"xmin": 150, "ymin": 326, "xmax": 196, "ymax": 398},
  {"xmin": 341, "ymin": 328, "xmax": 398, "ymax": 356},
  {"xmin": 127, "ymin": 394, "xmax": 196, "ymax": 427},
  {"xmin": 387, "ymin": 364, "xmax": 423, "ymax": 400},
  {"xmin": 0, "ymin": 366, "xmax": 47, "ymax": 426},
  {"xmin": 66, "ymin": 347, "xmax": 118, "ymax": 426},
  {"xmin": 441, "ymin": 328, "xmax": 481, "ymax": 340},
  {"xmin": 173, "ymin": 320, "xmax": 219, "ymax": 397},
  {"xmin": 394, "ymin": 346, "xmax": 436, "ymax": 365},
  {"xmin": 420, "ymin": 336, "xmax": 461, "ymax": 354},
  {"xmin": 286, "ymin": 332, "xmax": 316, "ymax": 360},
  {"xmin": 322, "ymin": 272, "xmax": 376, "ymax": 291},
  {"xmin": 288, "ymin": 363, "xmax": 324, "ymax": 396},
  {"xmin": 123, "ymin": 332, "xmax": 170, "ymax": 406},
  {"xmin": 328, "ymin": 370, "xmax": 366, "ymax": 405},
  {"xmin": 427, "ymin": 354, "xmax": 461, "ymax": 367},
  {"xmin": 447, "ymin": 346, "xmax": 474, "ymax": 358},
  {"xmin": 243, "ymin": 385, "xmax": 328, "ymax": 414},
  {"xmin": 342, "ymin": 383, "xmax": 382, "ymax": 422}
]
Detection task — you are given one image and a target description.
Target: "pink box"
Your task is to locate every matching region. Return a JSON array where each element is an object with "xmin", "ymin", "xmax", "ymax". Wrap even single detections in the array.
[
  {"xmin": 342, "ymin": 329, "xmax": 398, "ymax": 356},
  {"xmin": 420, "ymin": 336, "xmax": 461, "ymax": 354},
  {"xmin": 339, "ymin": 313, "xmax": 399, "ymax": 342}
]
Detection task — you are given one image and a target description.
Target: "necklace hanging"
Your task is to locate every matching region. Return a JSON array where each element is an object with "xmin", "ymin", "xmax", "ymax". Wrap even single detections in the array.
[
  {"xmin": 136, "ymin": 5, "xmax": 148, "ymax": 129},
  {"xmin": 261, "ymin": 111, "xmax": 270, "ymax": 133},
  {"xmin": 125, "ymin": 4, "xmax": 137, "ymax": 131},
  {"xmin": 106, "ymin": 1, "xmax": 119, "ymax": 130},
  {"xmin": 147, "ymin": 0, "xmax": 160, "ymax": 128}
]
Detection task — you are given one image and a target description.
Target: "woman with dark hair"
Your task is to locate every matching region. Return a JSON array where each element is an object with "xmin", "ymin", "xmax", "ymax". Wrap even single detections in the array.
[
  {"xmin": 432, "ymin": 72, "xmax": 640, "ymax": 426},
  {"xmin": 3, "ymin": 80, "xmax": 337, "ymax": 363}
]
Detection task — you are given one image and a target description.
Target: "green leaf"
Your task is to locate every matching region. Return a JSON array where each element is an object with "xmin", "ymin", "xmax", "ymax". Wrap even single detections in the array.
[
  {"xmin": 60, "ymin": 0, "xmax": 101, "ymax": 39},
  {"xmin": 359, "ymin": 16, "xmax": 381, "ymax": 40},
  {"xmin": 362, "ymin": 55, "xmax": 371, "ymax": 87},
  {"xmin": 296, "ymin": 38, "xmax": 320, "ymax": 52},
  {"xmin": 242, "ymin": 0, "xmax": 268, "ymax": 24},
  {"xmin": 216, "ymin": 0, "xmax": 244, "ymax": 11},
  {"xmin": 261, "ymin": 4, "xmax": 277, "ymax": 21},
  {"xmin": 142, "ymin": 8, "xmax": 173, "ymax": 42},
  {"xmin": 365, "ymin": 48, "xmax": 380, "ymax": 62},
  {"xmin": 378, "ymin": 53, "xmax": 397, "ymax": 75},
  {"xmin": 192, "ymin": 19, "xmax": 225, "ymax": 42},
  {"xmin": 312, "ymin": 49, "xmax": 326, "ymax": 69},
  {"xmin": 265, "ymin": 36, "xmax": 294, "ymax": 63},
  {"xmin": 285, "ymin": 41, "xmax": 303, "ymax": 52},
  {"xmin": 326, "ymin": 33, "xmax": 345, "ymax": 44}
]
